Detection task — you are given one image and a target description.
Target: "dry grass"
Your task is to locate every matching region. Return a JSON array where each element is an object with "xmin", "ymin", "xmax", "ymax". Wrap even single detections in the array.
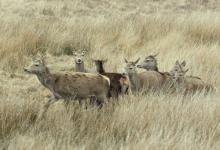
[{"xmin": 0, "ymin": 0, "xmax": 220, "ymax": 149}]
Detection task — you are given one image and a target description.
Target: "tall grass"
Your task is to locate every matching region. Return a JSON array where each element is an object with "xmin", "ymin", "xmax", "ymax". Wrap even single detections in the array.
[{"xmin": 0, "ymin": 0, "xmax": 220, "ymax": 149}]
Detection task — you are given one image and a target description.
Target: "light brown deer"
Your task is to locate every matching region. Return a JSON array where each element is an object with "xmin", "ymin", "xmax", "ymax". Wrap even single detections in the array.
[
  {"xmin": 137, "ymin": 53, "xmax": 160, "ymax": 72},
  {"xmin": 170, "ymin": 60, "xmax": 214, "ymax": 95},
  {"xmin": 24, "ymin": 54, "xmax": 110, "ymax": 117},
  {"xmin": 124, "ymin": 58, "xmax": 164, "ymax": 94},
  {"xmin": 137, "ymin": 53, "xmax": 174, "ymax": 92},
  {"xmin": 73, "ymin": 48, "xmax": 88, "ymax": 72}
]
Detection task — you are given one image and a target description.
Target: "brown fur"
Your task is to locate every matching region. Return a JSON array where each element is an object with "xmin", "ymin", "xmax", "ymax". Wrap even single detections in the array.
[
  {"xmin": 102, "ymin": 72, "xmax": 129, "ymax": 98},
  {"xmin": 24, "ymin": 56, "xmax": 110, "ymax": 118},
  {"xmin": 176, "ymin": 76, "xmax": 214, "ymax": 95},
  {"xmin": 138, "ymin": 71, "xmax": 164, "ymax": 91},
  {"xmin": 119, "ymin": 77, "xmax": 130, "ymax": 94},
  {"xmin": 170, "ymin": 61, "xmax": 214, "ymax": 94},
  {"xmin": 93, "ymin": 59, "xmax": 129, "ymax": 98},
  {"xmin": 50, "ymin": 72, "xmax": 110, "ymax": 99},
  {"xmin": 137, "ymin": 54, "xmax": 175, "ymax": 92},
  {"xmin": 124, "ymin": 58, "xmax": 164, "ymax": 94}
]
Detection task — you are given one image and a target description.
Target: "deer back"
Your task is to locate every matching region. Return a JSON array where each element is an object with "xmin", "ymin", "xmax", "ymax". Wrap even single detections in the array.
[
  {"xmin": 51, "ymin": 72, "xmax": 110, "ymax": 99},
  {"xmin": 138, "ymin": 71, "xmax": 164, "ymax": 90}
]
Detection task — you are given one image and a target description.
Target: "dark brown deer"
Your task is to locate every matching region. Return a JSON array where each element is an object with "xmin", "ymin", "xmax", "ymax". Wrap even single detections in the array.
[{"xmin": 93, "ymin": 59, "xmax": 129, "ymax": 98}]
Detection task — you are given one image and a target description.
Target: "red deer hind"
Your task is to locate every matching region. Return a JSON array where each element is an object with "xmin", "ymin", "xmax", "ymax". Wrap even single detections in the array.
[
  {"xmin": 93, "ymin": 59, "xmax": 129, "ymax": 98},
  {"xmin": 24, "ymin": 54, "xmax": 110, "ymax": 118}
]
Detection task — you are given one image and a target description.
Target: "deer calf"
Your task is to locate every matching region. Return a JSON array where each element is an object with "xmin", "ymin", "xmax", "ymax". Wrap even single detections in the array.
[
  {"xmin": 170, "ymin": 60, "xmax": 214, "ymax": 95},
  {"xmin": 93, "ymin": 59, "xmax": 129, "ymax": 98},
  {"xmin": 24, "ymin": 55, "xmax": 110, "ymax": 117}
]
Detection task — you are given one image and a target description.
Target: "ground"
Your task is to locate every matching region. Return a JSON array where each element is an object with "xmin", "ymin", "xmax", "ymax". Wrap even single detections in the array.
[{"xmin": 0, "ymin": 0, "xmax": 220, "ymax": 150}]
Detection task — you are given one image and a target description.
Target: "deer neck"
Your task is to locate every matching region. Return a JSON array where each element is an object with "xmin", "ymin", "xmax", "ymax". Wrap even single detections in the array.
[
  {"xmin": 154, "ymin": 66, "xmax": 159, "ymax": 72},
  {"xmin": 128, "ymin": 72, "xmax": 140, "ymax": 91},
  {"xmin": 75, "ymin": 62, "xmax": 85, "ymax": 72},
  {"xmin": 147, "ymin": 66, "xmax": 159, "ymax": 72},
  {"xmin": 96, "ymin": 64, "xmax": 105, "ymax": 74},
  {"xmin": 36, "ymin": 67, "xmax": 54, "ymax": 90},
  {"xmin": 175, "ymin": 77, "xmax": 186, "ymax": 92}
]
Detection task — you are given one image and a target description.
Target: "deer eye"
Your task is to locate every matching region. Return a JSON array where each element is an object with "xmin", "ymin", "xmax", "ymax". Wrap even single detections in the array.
[{"xmin": 35, "ymin": 64, "xmax": 39, "ymax": 67}]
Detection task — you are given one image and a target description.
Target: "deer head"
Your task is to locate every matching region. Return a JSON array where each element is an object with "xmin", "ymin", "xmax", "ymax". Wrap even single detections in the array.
[
  {"xmin": 93, "ymin": 59, "xmax": 107, "ymax": 67},
  {"xmin": 73, "ymin": 48, "xmax": 87, "ymax": 64},
  {"xmin": 24, "ymin": 53, "xmax": 47, "ymax": 74},
  {"xmin": 170, "ymin": 60, "xmax": 186, "ymax": 76},
  {"xmin": 137, "ymin": 53, "xmax": 159, "ymax": 70},
  {"xmin": 124, "ymin": 58, "xmax": 140, "ymax": 74},
  {"xmin": 170, "ymin": 60, "xmax": 188, "ymax": 82},
  {"xmin": 92, "ymin": 59, "xmax": 108, "ymax": 73}
]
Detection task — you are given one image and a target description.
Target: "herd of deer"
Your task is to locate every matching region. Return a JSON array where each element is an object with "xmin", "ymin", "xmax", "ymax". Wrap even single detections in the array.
[{"xmin": 23, "ymin": 49, "xmax": 215, "ymax": 117}]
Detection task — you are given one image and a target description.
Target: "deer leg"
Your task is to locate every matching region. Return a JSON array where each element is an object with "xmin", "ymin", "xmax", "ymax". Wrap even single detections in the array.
[
  {"xmin": 78, "ymin": 99, "xmax": 83, "ymax": 105},
  {"xmin": 89, "ymin": 96, "xmax": 97, "ymax": 105},
  {"xmin": 110, "ymin": 90, "xmax": 116, "ymax": 99},
  {"xmin": 96, "ymin": 99, "xmax": 103, "ymax": 108},
  {"xmin": 124, "ymin": 86, "xmax": 129, "ymax": 95},
  {"xmin": 38, "ymin": 96, "xmax": 58, "ymax": 120},
  {"xmin": 121, "ymin": 84, "xmax": 128, "ymax": 95},
  {"xmin": 96, "ymin": 95, "xmax": 106, "ymax": 108}
]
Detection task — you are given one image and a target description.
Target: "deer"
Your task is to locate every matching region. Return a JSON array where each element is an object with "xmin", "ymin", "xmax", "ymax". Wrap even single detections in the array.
[
  {"xmin": 72, "ymin": 48, "xmax": 88, "ymax": 72},
  {"xmin": 93, "ymin": 59, "xmax": 129, "ymax": 98},
  {"xmin": 170, "ymin": 60, "xmax": 203, "ymax": 81},
  {"xmin": 137, "ymin": 53, "xmax": 160, "ymax": 72},
  {"xmin": 136, "ymin": 53, "xmax": 174, "ymax": 92},
  {"xmin": 170, "ymin": 60, "xmax": 215, "ymax": 95},
  {"xmin": 24, "ymin": 54, "xmax": 110, "ymax": 118},
  {"xmin": 124, "ymin": 58, "xmax": 164, "ymax": 94}
]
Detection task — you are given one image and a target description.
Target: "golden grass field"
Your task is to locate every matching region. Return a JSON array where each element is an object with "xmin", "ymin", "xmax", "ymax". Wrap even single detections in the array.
[{"xmin": 0, "ymin": 0, "xmax": 220, "ymax": 149}]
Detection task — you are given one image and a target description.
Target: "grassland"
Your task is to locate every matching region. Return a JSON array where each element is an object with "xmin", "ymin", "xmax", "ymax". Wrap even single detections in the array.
[{"xmin": 0, "ymin": 0, "xmax": 220, "ymax": 149}]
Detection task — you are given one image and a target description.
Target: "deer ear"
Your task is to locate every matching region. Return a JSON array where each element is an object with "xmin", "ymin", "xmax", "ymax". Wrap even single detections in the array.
[
  {"xmin": 72, "ymin": 49, "xmax": 77, "ymax": 55},
  {"xmin": 82, "ymin": 48, "xmax": 87, "ymax": 54},
  {"xmin": 36, "ymin": 52, "xmax": 44, "ymax": 61},
  {"xmin": 181, "ymin": 61, "xmax": 186, "ymax": 67},
  {"xmin": 124, "ymin": 58, "xmax": 128, "ymax": 63},
  {"xmin": 153, "ymin": 52, "xmax": 159, "ymax": 57},
  {"xmin": 36, "ymin": 52, "xmax": 41, "ymax": 58},
  {"xmin": 134, "ymin": 58, "xmax": 140, "ymax": 64},
  {"xmin": 184, "ymin": 69, "xmax": 189, "ymax": 74},
  {"xmin": 35, "ymin": 53, "xmax": 45, "ymax": 64},
  {"xmin": 82, "ymin": 50, "xmax": 88, "ymax": 56},
  {"xmin": 175, "ymin": 60, "xmax": 180, "ymax": 65},
  {"xmin": 32, "ymin": 56, "xmax": 36, "ymax": 61}
]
